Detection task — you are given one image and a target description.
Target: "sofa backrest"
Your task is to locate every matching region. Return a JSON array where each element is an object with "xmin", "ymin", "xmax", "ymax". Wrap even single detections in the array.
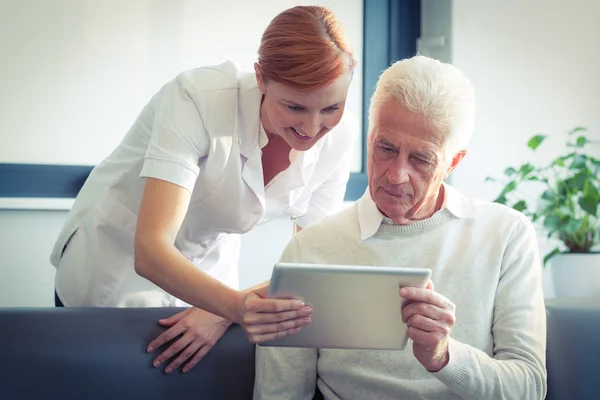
[
  {"xmin": 0, "ymin": 307, "xmax": 256, "ymax": 400},
  {"xmin": 3, "ymin": 298, "xmax": 600, "ymax": 400}
]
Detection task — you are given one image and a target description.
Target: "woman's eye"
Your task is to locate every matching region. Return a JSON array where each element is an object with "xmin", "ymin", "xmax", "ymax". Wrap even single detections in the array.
[
  {"xmin": 287, "ymin": 105, "xmax": 304, "ymax": 112},
  {"xmin": 322, "ymin": 106, "xmax": 339, "ymax": 113}
]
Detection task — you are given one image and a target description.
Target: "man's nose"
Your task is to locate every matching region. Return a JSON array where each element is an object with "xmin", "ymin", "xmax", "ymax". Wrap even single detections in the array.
[{"xmin": 386, "ymin": 158, "xmax": 410, "ymax": 184}]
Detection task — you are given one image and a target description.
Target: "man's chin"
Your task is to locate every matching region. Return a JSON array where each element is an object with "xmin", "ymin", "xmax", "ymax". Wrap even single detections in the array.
[{"xmin": 375, "ymin": 200, "xmax": 409, "ymax": 221}]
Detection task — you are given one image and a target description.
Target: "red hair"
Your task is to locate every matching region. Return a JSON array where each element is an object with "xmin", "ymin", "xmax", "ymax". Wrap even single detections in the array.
[{"xmin": 257, "ymin": 6, "xmax": 356, "ymax": 91}]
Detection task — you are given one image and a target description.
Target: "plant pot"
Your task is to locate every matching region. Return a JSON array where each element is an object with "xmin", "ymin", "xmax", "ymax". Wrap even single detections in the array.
[{"xmin": 550, "ymin": 253, "xmax": 600, "ymax": 298}]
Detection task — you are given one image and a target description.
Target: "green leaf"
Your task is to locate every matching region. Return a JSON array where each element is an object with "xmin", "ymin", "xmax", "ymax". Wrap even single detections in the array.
[
  {"xmin": 501, "ymin": 180, "xmax": 518, "ymax": 195},
  {"xmin": 512, "ymin": 200, "xmax": 527, "ymax": 212},
  {"xmin": 541, "ymin": 190, "xmax": 555, "ymax": 201},
  {"xmin": 484, "ymin": 176, "xmax": 497, "ymax": 183},
  {"xmin": 569, "ymin": 126, "xmax": 587, "ymax": 135},
  {"xmin": 527, "ymin": 134, "xmax": 547, "ymax": 150},
  {"xmin": 575, "ymin": 136, "xmax": 588, "ymax": 147},
  {"xmin": 493, "ymin": 195, "xmax": 508, "ymax": 205},
  {"xmin": 543, "ymin": 247, "xmax": 562, "ymax": 267},
  {"xmin": 565, "ymin": 170, "xmax": 588, "ymax": 190},
  {"xmin": 518, "ymin": 163, "xmax": 535, "ymax": 178},
  {"xmin": 583, "ymin": 180, "xmax": 600, "ymax": 201},
  {"xmin": 565, "ymin": 219, "xmax": 584, "ymax": 234},
  {"xmin": 543, "ymin": 215, "xmax": 561, "ymax": 231},
  {"xmin": 504, "ymin": 167, "xmax": 517, "ymax": 177},
  {"xmin": 571, "ymin": 154, "xmax": 588, "ymax": 168},
  {"xmin": 578, "ymin": 195, "xmax": 598, "ymax": 217}
]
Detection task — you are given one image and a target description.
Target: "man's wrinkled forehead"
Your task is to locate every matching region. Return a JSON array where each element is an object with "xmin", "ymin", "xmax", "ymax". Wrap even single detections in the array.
[{"xmin": 368, "ymin": 102, "xmax": 445, "ymax": 151}]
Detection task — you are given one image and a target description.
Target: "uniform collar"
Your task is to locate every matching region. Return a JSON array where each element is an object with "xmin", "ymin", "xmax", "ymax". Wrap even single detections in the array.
[
  {"xmin": 240, "ymin": 71, "xmax": 320, "ymax": 170},
  {"xmin": 357, "ymin": 182, "xmax": 475, "ymax": 240},
  {"xmin": 236, "ymin": 71, "xmax": 264, "ymax": 159},
  {"xmin": 237, "ymin": 70, "xmax": 323, "ymax": 200}
]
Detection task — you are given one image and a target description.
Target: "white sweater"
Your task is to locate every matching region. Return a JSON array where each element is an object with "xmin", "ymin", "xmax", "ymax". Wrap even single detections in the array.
[{"xmin": 254, "ymin": 185, "xmax": 547, "ymax": 400}]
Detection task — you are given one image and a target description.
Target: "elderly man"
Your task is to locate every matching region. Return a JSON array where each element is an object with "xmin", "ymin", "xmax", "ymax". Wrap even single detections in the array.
[{"xmin": 253, "ymin": 56, "xmax": 547, "ymax": 400}]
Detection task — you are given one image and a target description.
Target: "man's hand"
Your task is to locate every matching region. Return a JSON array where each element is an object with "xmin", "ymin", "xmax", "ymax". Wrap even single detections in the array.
[
  {"xmin": 147, "ymin": 307, "xmax": 231, "ymax": 374},
  {"xmin": 400, "ymin": 281, "xmax": 456, "ymax": 372},
  {"xmin": 238, "ymin": 286, "xmax": 312, "ymax": 344}
]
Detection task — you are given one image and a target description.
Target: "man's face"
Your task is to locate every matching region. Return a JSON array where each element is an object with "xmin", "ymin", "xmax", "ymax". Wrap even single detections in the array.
[{"xmin": 367, "ymin": 99, "xmax": 466, "ymax": 224}]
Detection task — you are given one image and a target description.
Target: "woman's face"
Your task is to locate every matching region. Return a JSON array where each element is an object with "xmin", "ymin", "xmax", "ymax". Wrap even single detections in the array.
[{"xmin": 255, "ymin": 64, "xmax": 352, "ymax": 152}]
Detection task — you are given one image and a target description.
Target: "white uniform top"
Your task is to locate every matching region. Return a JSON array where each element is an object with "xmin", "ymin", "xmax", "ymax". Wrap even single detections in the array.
[{"xmin": 50, "ymin": 61, "xmax": 358, "ymax": 307}]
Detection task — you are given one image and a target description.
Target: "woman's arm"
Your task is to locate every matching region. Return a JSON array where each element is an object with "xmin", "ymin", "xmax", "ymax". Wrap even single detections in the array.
[
  {"xmin": 134, "ymin": 177, "xmax": 245, "ymax": 323},
  {"xmin": 135, "ymin": 178, "xmax": 311, "ymax": 334}
]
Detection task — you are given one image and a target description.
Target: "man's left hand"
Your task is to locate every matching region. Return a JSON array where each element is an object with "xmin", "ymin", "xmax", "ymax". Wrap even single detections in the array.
[{"xmin": 400, "ymin": 281, "xmax": 456, "ymax": 372}]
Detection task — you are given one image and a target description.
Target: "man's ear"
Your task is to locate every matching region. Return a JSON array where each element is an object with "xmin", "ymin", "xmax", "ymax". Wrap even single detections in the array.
[
  {"xmin": 444, "ymin": 149, "xmax": 468, "ymax": 179},
  {"xmin": 254, "ymin": 62, "xmax": 266, "ymax": 93}
]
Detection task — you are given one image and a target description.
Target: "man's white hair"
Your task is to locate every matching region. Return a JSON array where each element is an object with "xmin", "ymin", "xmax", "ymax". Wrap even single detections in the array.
[{"xmin": 369, "ymin": 55, "xmax": 475, "ymax": 160}]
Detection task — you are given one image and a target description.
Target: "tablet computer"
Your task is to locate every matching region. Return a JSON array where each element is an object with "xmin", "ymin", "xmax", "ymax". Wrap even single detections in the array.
[{"xmin": 261, "ymin": 262, "xmax": 432, "ymax": 350}]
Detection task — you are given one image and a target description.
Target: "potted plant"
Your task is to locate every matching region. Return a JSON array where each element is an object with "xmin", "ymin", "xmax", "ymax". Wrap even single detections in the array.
[{"xmin": 486, "ymin": 127, "xmax": 600, "ymax": 297}]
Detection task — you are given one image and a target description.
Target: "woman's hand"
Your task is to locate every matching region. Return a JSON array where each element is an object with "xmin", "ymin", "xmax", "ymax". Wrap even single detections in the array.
[
  {"xmin": 147, "ymin": 307, "xmax": 231, "ymax": 374},
  {"xmin": 238, "ymin": 286, "xmax": 312, "ymax": 344}
]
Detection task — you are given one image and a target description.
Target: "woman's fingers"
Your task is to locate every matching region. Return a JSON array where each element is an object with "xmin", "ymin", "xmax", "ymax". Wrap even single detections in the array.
[
  {"xmin": 158, "ymin": 308, "xmax": 190, "ymax": 327},
  {"xmin": 249, "ymin": 327, "xmax": 302, "ymax": 344},
  {"xmin": 182, "ymin": 344, "xmax": 213, "ymax": 373},
  {"xmin": 246, "ymin": 297, "xmax": 306, "ymax": 313},
  {"xmin": 245, "ymin": 316, "xmax": 312, "ymax": 335},
  {"xmin": 147, "ymin": 323, "xmax": 185, "ymax": 353},
  {"xmin": 241, "ymin": 293, "xmax": 313, "ymax": 343},
  {"xmin": 164, "ymin": 335, "xmax": 201, "ymax": 374},
  {"xmin": 243, "ymin": 306, "xmax": 312, "ymax": 325},
  {"xmin": 153, "ymin": 333, "xmax": 192, "ymax": 369}
]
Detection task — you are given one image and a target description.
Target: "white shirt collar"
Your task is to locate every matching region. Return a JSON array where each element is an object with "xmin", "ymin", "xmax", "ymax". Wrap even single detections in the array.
[{"xmin": 357, "ymin": 182, "xmax": 475, "ymax": 240}]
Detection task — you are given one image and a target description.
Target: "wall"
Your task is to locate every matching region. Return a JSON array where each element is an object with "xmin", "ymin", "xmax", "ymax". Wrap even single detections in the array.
[
  {"xmin": 4, "ymin": 0, "xmax": 599, "ymax": 306},
  {"xmin": 450, "ymin": 0, "xmax": 600, "ymax": 297},
  {"xmin": 0, "ymin": 0, "xmax": 363, "ymax": 169},
  {"xmin": 0, "ymin": 209, "xmax": 294, "ymax": 306},
  {"xmin": 0, "ymin": 0, "xmax": 362, "ymax": 307}
]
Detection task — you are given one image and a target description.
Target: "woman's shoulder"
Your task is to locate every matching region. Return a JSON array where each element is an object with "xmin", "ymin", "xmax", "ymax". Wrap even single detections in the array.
[{"xmin": 172, "ymin": 60, "xmax": 243, "ymax": 92}]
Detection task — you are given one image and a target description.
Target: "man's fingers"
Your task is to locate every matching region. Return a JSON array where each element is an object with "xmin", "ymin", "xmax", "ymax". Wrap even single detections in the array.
[
  {"xmin": 426, "ymin": 280, "xmax": 434, "ymax": 291},
  {"xmin": 405, "ymin": 313, "xmax": 444, "ymax": 333},
  {"xmin": 399, "ymin": 286, "xmax": 452, "ymax": 309},
  {"xmin": 401, "ymin": 301, "xmax": 444, "ymax": 323},
  {"xmin": 182, "ymin": 345, "xmax": 213, "ymax": 373},
  {"xmin": 147, "ymin": 324, "xmax": 185, "ymax": 353},
  {"xmin": 407, "ymin": 326, "xmax": 442, "ymax": 348}
]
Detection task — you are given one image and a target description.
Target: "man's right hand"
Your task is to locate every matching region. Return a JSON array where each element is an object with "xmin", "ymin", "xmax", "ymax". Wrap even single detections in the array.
[{"xmin": 238, "ymin": 286, "xmax": 313, "ymax": 344}]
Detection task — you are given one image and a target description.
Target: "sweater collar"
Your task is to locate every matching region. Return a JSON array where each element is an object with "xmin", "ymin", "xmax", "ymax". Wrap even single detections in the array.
[{"xmin": 357, "ymin": 183, "xmax": 475, "ymax": 240}]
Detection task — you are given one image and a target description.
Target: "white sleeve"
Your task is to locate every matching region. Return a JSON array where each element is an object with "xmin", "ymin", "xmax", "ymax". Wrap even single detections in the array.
[
  {"xmin": 140, "ymin": 77, "xmax": 209, "ymax": 192},
  {"xmin": 295, "ymin": 115, "xmax": 358, "ymax": 228},
  {"xmin": 433, "ymin": 216, "xmax": 547, "ymax": 400},
  {"xmin": 253, "ymin": 237, "xmax": 319, "ymax": 400}
]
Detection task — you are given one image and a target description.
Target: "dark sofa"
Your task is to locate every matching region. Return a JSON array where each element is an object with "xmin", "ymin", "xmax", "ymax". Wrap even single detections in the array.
[{"xmin": 1, "ymin": 297, "xmax": 599, "ymax": 399}]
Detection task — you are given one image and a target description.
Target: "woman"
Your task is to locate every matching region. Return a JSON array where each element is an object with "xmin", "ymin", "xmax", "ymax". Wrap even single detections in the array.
[{"xmin": 50, "ymin": 6, "xmax": 357, "ymax": 373}]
